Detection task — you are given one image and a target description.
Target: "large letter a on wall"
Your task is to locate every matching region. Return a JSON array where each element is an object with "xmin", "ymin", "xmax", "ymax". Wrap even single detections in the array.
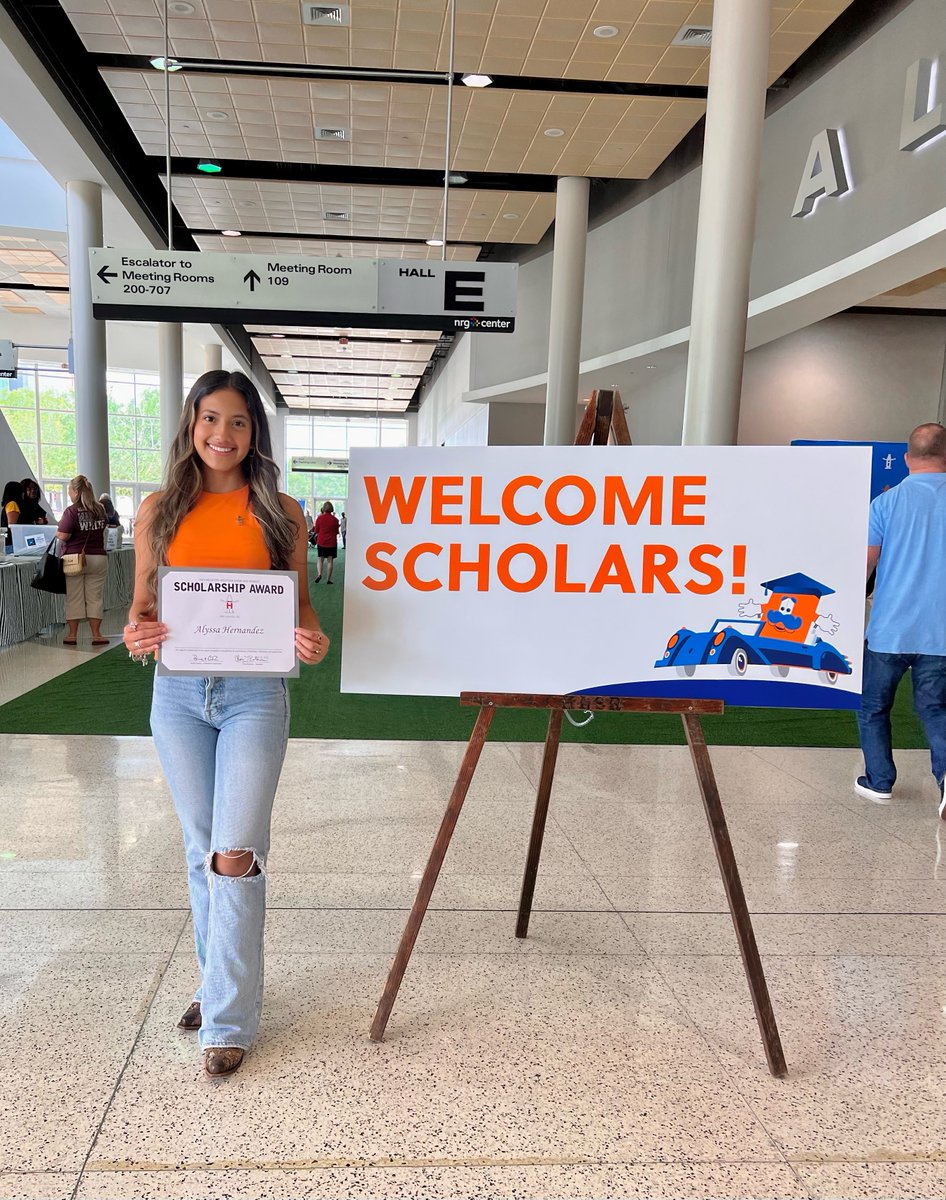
[{"xmin": 791, "ymin": 129, "xmax": 851, "ymax": 218}]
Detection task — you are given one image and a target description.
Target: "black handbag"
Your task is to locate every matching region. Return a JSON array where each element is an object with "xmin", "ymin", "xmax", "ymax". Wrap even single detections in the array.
[{"xmin": 30, "ymin": 539, "xmax": 67, "ymax": 595}]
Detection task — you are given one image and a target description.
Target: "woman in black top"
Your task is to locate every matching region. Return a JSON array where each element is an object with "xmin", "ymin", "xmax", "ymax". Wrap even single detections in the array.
[{"xmin": 19, "ymin": 479, "xmax": 48, "ymax": 525}]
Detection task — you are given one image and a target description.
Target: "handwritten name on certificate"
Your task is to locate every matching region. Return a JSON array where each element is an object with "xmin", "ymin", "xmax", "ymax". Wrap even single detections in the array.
[{"xmin": 157, "ymin": 567, "xmax": 299, "ymax": 678}]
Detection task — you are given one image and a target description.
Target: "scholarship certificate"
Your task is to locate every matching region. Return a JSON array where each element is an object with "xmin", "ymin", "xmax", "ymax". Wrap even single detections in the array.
[{"xmin": 157, "ymin": 567, "xmax": 299, "ymax": 678}]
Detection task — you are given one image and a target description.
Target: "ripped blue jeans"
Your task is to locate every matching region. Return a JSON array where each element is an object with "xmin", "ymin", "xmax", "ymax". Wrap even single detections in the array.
[{"xmin": 151, "ymin": 673, "xmax": 289, "ymax": 1051}]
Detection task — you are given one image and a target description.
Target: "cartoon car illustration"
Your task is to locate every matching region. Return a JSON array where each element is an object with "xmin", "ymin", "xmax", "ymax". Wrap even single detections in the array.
[{"xmin": 655, "ymin": 572, "xmax": 852, "ymax": 685}]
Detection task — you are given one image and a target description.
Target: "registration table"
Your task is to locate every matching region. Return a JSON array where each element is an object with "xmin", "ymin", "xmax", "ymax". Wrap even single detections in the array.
[{"xmin": 0, "ymin": 546, "xmax": 135, "ymax": 648}]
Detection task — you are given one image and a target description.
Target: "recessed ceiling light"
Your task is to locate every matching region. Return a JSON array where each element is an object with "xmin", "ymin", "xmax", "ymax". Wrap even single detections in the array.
[
  {"xmin": 220, "ymin": 229, "xmax": 242, "ymax": 237},
  {"xmin": 149, "ymin": 56, "xmax": 182, "ymax": 72},
  {"xmin": 205, "ymin": 110, "xmax": 231, "ymax": 122},
  {"xmin": 170, "ymin": 1, "xmax": 196, "ymax": 13},
  {"xmin": 271, "ymin": 332, "xmax": 286, "ymax": 338},
  {"xmin": 461, "ymin": 74, "xmax": 493, "ymax": 88},
  {"xmin": 197, "ymin": 160, "xmax": 222, "ymax": 174},
  {"xmin": 400, "ymin": 338, "xmax": 413, "ymax": 343},
  {"xmin": 544, "ymin": 128, "xmax": 565, "ymax": 138},
  {"xmin": 502, "ymin": 212, "xmax": 520, "ymax": 220},
  {"xmin": 593, "ymin": 25, "xmax": 619, "ymax": 39},
  {"xmin": 646, "ymin": 364, "xmax": 656, "ymax": 369},
  {"xmin": 447, "ymin": 172, "xmax": 468, "ymax": 185},
  {"xmin": 238, "ymin": 201, "xmax": 259, "ymax": 209},
  {"xmin": 426, "ymin": 238, "xmax": 444, "ymax": 247}
]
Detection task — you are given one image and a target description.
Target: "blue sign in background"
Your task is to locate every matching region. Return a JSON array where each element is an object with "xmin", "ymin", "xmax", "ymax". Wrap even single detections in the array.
[{"xmin": 792, "ymin": 440, "xmax": 908, "ymax": 500}]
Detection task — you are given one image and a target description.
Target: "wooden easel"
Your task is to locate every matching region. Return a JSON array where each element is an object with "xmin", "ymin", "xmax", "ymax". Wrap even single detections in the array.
[{"xmin": 369, "ymin": 389, "xmax": 787, "ymax": 1079}]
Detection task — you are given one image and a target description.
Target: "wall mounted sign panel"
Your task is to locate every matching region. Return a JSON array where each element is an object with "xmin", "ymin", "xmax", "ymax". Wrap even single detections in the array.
[{"xmin": 90, "ymin": 250, "xmax": 517, "ymax": 332}]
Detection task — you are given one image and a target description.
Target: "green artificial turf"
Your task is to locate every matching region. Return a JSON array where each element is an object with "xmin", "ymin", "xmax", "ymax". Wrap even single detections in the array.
[{"xmin": 0, "ymin": 552, "xmax": 929, "ymax": 750}]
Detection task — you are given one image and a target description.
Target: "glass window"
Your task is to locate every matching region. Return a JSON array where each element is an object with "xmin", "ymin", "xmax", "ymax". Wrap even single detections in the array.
[{"xmin": 0, "ymin": 361, "xmax": 195, "ymax": 507}]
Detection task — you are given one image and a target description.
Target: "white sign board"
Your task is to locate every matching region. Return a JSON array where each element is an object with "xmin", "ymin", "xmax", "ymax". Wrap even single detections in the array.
[
  {"xmin": 291, "ymin": 455, "xmax": 349, "ymax": 473},
  {"xmin": 90, "ymin": 250, "xmax": 518, "ymax": 332},
  {"xmin": 341, "ymin": 446, "xmax": 871, "ymax": 709},
  {"xmin": 90, "ymin": 249, "xmax": 376, "ymax": 314},
  {"xmin": 378, "ymin": 260, "xmax": 517, "ymax": 331}
]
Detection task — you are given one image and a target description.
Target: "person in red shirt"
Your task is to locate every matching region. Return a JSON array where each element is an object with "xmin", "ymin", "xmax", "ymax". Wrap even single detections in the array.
[{"xmin": 313, "ymin": 500, "xmax": 340, "ymax": 584}]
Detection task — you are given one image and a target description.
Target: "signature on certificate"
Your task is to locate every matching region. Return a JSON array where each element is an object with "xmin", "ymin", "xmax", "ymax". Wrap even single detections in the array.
[{"xmin": 234, "ymin": 653, "xmax": 269, "ymax": 665}]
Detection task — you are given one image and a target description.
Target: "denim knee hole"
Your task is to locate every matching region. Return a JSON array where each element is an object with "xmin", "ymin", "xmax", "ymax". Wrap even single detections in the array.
[{"xmin": 205, "ymin": 848, "xmax": 266, "ymax": 884}]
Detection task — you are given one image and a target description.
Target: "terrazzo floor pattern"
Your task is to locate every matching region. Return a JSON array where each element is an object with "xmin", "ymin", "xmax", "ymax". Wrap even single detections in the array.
[{"xmin": 3, "ymin": 733, "xmax": 946, "ymax": 1199}]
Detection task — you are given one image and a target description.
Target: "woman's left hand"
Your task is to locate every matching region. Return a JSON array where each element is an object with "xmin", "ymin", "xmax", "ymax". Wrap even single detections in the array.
[{"xmin": 296, "ymin": 625, "xmax": 329, "ymax": 665}]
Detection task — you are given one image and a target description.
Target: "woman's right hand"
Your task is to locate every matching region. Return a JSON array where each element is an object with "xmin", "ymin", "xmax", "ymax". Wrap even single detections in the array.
[{"xmin": 124, "ymin": 610, "xmax": 168, "ymax": 658}]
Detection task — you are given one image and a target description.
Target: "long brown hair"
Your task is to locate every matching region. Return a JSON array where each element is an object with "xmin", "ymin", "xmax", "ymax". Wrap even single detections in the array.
[
  {"xmin": 70, "ymin": 475, "xmax": 106, "ymax": 521},
  {"xmin": 147, "ymin": 371, "xmax": 295, "ymax": 584}
]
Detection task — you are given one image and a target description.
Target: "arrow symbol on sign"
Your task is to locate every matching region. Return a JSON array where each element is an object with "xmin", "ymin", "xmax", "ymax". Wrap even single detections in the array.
[
  {"xmin": 97, "ymin": 265, "xmax": 117, "ymax": 284},
  {"xmin": 244, "ymin": 270, "xmax": 261, "ymax": 292}
]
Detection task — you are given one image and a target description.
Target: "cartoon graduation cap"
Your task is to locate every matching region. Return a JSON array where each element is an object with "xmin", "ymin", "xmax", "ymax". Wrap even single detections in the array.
[{"xmin": 758, "ymin": 572, "xmax": 835, "ymax": 643}]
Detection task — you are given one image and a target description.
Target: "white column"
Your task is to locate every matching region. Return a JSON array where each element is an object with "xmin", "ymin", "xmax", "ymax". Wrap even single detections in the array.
[
  {"xmin": 66, "ymin": 181, "xmax": 109, "ymax": 492},
  {"xmin": 681, "ymin": 0, "xmax": 771, "ymax": 446},
  {"xmin": 204, "ymin": 342, "xmax": 223, "ymax": 373},
  {"xmin": 543, "ymin": 176, "xmax": 590, "ymax": 446},
  {"xmin": 268, "ymin": 408, "xmax": 287, "ymax": 485},
  {"xmin": 159, "ymin": 322, "xmax": 184, "ymax": 463}
]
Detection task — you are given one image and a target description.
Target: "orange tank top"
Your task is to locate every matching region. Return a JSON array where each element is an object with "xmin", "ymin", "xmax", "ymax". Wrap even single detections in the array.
[{"xmin": 166, "ymin": 486, "xmax": 271, "ymax": 570}]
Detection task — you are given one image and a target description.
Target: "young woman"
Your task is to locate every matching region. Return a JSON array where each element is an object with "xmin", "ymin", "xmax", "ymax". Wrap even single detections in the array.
[
  {"xmin": 312, "ymin": 500, "xmax": 340, "ymax": 584},
  {"xmin": 56, "ymin": 475, "xmax": 109, "ymax": 646},
  {"xmin": 123, "ymin": 370, "xmax": 328, "ymax": 1080},
  {"xmin": 19, "ymin": 479, "xmax": 48, "ymax": 524}
]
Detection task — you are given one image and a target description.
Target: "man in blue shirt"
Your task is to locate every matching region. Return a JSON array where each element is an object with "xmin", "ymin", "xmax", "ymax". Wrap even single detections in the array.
[{"xmin": 855, "ymin": 423, "xmax": 946, "ymax": 816}]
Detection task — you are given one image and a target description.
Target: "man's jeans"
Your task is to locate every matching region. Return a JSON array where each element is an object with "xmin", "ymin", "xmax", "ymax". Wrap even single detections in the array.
[
  {"xmin": 856, "ymin": 645, "xmax": 946, "ymax": 793},
  {"xmin": 151, "ymin": 674, "xmax": 290, "ymax": 1050}
]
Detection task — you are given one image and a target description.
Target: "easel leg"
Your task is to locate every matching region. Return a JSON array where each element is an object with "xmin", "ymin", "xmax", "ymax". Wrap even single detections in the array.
[
  {"xmin": 516, "ymin": 706, "xmax": 564, "ymax": 938},
  {"xmin": 369, "ymin": 704, "xmax": 496, "ymax": 1042},
  {"xmin": 681, "ymin": 713, "xmax": 788, "ymax": 1079}
]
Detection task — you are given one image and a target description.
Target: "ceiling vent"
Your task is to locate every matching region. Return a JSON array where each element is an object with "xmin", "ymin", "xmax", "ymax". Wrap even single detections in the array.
[
  {"xmin": 323, "ymin": 210, "xmax": 350, "ymax": 221},
  {"xmin": 672, "ymin": 24, "xmax": 712, "ymax": 47},
  {"xmin": 316, "ymin": 126, "xmax": 350, "ymax": 141},
  {"xmin": 302, "ymin": 4, "xmax": 350, "ymax": 26}
]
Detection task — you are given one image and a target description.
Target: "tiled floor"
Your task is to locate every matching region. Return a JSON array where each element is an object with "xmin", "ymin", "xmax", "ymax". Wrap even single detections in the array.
[{"xmin": 2, "ymin": 633, "xmax": 946, "ymax": 1197}]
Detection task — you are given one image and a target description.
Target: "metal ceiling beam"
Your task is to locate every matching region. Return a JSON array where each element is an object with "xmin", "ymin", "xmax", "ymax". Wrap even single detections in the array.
[
  {"xmin": 194, "ymin": 227, "xmax": 482, "ymax": 248},
  {"xmin": 159, "ymin": 156, "xmax": 557, "ymax": 193},
  {"xmin": 93, "ymin": 54, "xmax": 709, "ymax": 101}
]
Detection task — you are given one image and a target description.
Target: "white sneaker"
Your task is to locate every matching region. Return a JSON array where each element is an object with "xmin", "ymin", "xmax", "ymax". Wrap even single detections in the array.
[{"xmin": 854, "ymin": 776, "xmax": 893, "ymax": 804}]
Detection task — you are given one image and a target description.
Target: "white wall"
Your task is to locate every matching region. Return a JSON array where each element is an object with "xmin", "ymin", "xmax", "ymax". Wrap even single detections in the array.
[
  {"xmin": 487, "ymin": 401, "xmax": 545, "ymax": 445},
  {"xmin": 613, "ymin": 312, "xmax": 946, "ymax": 445},
  {"xmin": 739, "ymin": 313, "xmax": 946, "ymax": 444},
  {"xmin": 415, "ymin": 336, "xmax": 489, "ymax": 446}
]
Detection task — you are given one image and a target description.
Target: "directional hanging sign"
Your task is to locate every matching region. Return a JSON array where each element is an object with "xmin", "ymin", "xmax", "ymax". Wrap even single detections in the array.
[
  {"xmin": 378, "ymin": 260, "xmax": 516, "ymax": 332},
  {"xmin": 291, "ymin": 456, "xmax": 349, "ymax": 474},
  {"xmin": 89, "ymin": 249, "xmax": 517, "ymax": 332},
  {"xmin": 90, "ymin": 249, "xmax": 376, "ymax": 318}
]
